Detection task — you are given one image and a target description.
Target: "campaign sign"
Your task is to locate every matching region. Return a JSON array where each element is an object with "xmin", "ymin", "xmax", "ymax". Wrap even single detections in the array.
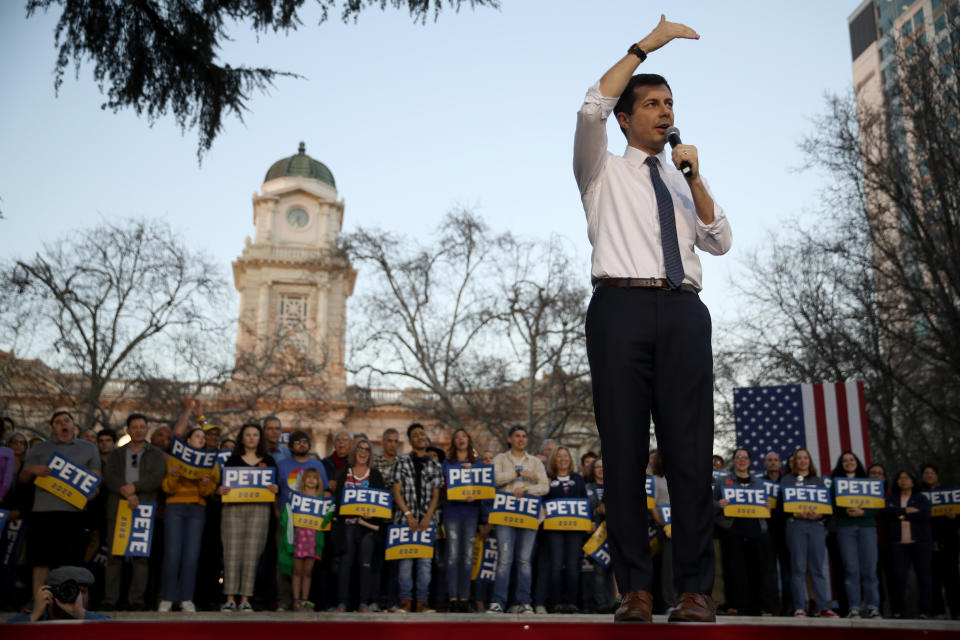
[
  {"xmin": 488, "ymin": 491, "xmax": 541, "ymax": 530},
  {"xmin": 763, "ymin": 480, "xmax": 781, "ymax": 509},
  {"xmin": 34, "ymin": 453, "xmax": 101, "ymax": 509},
  {"xmin": 471, "ymin": 536, "xmax": 498, "ymax": 583},
  {"xmin": 339, "ymin": 487, "xmax": 392, "ymax": 519},
  {"xmin": 543, "ymin": 498, "xmax": 592, "ymax": 531},
  {"xmin": 713, "ymin": 469, "xmax": 731, "ymax": 487},
  {"xmin": 289, "ymin": 490, "xmax": 335, "ymax": 531},
  {"xmin": 446, "ymin": 464, "xmax": 495, "ymax": 500},
  {"xmin": 782, "ymin": 485, "xmax": 833, "ymax": 515},
  {"xmin": 722, "ymin": 486, "xmax": 771, "ymax": 518},
  {"xmin": 170, "ymin": 438, "xmax": 218, "ymax": 479},
  {"xmin": 923, "ymin": 488, "xmax": 960, "ymax": 516},
  {"xmin": 648, "ymin": 522, "xmax": 660, "ymax": 555},
  {"xmin": 221, "ymin": 467, "xmax": 276, "ymax": 503},
  {"xmin": 659, "ymin": 505, "xmax": 672, "ymax": 537},
  {"xmin": 216, "ymin": 450, "xmax": 232, "ymax": 468},
  {"xmin": 582, "ymin": 521, "xmax": 611, "ymax": 569},
  {"xmin": 385, "ymin": 525, "xmax": 435, "ymax": 560},
  {"xmin": 111, "ymin": 501, "xmax": 156, "ymax": 557},
  {"xmin": 834, "ymin": 478, "xmax": 885, "ymax": 509},
  {"xmin": 644, "ymin": 475, "xmax": 656, "ymax": 509}
]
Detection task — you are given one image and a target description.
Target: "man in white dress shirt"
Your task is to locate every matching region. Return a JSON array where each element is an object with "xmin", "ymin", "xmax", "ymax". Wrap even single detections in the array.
[{"xmin": 573, "ymin": 15, "xmax": 732, "ymax": 623}]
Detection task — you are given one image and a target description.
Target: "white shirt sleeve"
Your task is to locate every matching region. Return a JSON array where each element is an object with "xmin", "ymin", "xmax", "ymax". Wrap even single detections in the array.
[{"xmin": 573, "ymin": 82, "xmax": 619, "ymax": 197}]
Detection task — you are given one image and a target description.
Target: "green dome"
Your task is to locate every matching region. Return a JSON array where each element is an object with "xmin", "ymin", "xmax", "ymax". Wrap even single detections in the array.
[{"xmin": 264, "ymin": 142, "xmax": 335, "ymax": 188}]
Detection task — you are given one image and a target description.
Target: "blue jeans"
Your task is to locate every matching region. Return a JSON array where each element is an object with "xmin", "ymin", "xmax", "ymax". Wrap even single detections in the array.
[
  {"xmin": 445, "ymin": 514, "xmax": 478, "ymax": 600},
  {"xmin": 492, "ymin": 525, "xmax": 537, "ymax": 607},
  {"xmin": 163, "ymin": 502, "xmax": 206, "ymax": 602},
  {"xmin": 785, "ymin": 519, "xmax": 829, "ymax": 612},
  {"xmin": 547, "ymin": 531, "xmax": 582, "ymax": 606},
  {"xmin": 836, "ymin": 525, "xmax": 879, "ymax": 611},
  {"xmin": 398, "ymin": 557, "xmax": 432, "ymax": 602}
]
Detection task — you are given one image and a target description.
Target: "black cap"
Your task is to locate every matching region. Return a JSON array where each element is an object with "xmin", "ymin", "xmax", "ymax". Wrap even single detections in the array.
[{"xmin": 46, "ymin": 566, "xmax": 94, "ymax": 586}]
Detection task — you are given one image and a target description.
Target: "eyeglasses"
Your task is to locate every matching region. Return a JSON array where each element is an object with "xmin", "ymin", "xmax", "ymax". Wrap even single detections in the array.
[
  {"xmin": 356, "ymin": 446, "xmax": 371, "ymax": 452},
  {"xmin": 734, "ymin": 455, "xmax": 749, "ymax": 460}
]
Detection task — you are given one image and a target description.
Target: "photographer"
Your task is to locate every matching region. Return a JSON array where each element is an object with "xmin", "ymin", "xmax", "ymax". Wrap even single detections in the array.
[{"xmin": 8, "ymin": 567, "xmax": 110, "ymax": 622}]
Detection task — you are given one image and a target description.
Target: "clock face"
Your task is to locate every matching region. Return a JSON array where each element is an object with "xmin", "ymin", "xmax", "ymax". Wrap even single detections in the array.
[{"xmin": 286, "ymin": 208, "xmax": 309, "ymax": 229}]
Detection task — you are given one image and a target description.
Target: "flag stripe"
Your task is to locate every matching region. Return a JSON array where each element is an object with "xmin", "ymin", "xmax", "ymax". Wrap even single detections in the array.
[
  {"xmin": 835, "ymin": 383, "xmax": 852, "ymax": 455},
  {"xmin": 812, "ymin": 384, "xmax": 832, "ymax": 475},
  {"xmin": 823, "ymin": 384, "xmax": 843, "ymax": 472},
  {"xmin": 843, "ymin": 381, "xmax": 865, "ymax": 465},
  {"xmin": 856, "ymin": 381, "xmax": 871, "ymax": 467},
  {"xmin": 801, "ymin": 385, "xmax": 819, "ymax": 468}
]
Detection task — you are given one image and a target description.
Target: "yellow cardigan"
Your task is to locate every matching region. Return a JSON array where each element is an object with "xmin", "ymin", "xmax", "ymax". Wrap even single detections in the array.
[{"xmin": 161, "ymin": 456, "xmax": 220, "ymax": 506}]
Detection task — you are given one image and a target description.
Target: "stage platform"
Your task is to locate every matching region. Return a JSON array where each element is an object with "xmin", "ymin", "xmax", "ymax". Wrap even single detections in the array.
[{"xmin": 3, "ymin": 613, "xmax": 958, "ymax": 639}]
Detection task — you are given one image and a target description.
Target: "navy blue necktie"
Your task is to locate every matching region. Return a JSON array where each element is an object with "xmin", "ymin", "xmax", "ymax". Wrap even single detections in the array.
[{"xmin": 645, "ymin": 156, "xmax": 684, "ymax": 289}]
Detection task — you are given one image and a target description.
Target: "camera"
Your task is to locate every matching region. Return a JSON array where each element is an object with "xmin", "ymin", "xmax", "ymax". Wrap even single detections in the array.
[{"xmin": 49, "ymin": 579, "xmax": 81, "ymax": 604}]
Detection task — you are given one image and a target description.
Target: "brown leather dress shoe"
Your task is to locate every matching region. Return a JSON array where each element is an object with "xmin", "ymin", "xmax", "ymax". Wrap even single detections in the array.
[
  {"xmin": 668, "ymin": 592, "xmax": 716, "ymax": 623},
  {"xmin": 614, "ymin": 590, "xmax": 653, "ymax": 622}
]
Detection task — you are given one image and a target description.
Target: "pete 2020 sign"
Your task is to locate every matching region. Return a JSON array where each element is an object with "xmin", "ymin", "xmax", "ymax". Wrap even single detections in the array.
[
  {"xmin": 385, "ymin": 525, "xmax": 435, "ymax": 560},
  {"xmin": 763, "ymin": 480, "xmax": 781, "ymax": 509},
  {"xmin": 339, "ymin": 487, "xmax": 392, "ymax": 519},
  {"xmin": 488, "ymin": 491, "xmax": 541, "ymax": 530},
  {"xmin": 923, "ymin": 488, "xmax": 960, "ymax": 516},
  {"xmin": 111, "ymin": 501, "xmax": 156, "ymax": 557},
  {"xmin": 582, "ymin": 520, "xmax": 611, "ymax": 568},
  {"xmin": 221, "ymin": 467, "xmax": 276, "ymax": 503},
  {"xmin": 446, "ymin": 464, "xmax": 495, "ymax": 500},
  {"xmin": 782, "ymin": 484, "xmax": 833, "ymax": 515},
  {"xmin": 659, "ymin": 505, "xmax": 672, "ymax": 537},
  {"xmin": 169, "ymin": 438, "xmax": 218, "ymax": 479},
  {"xmin": 722, "ymin": 486, "xmax": 771, "ymax": 518},
  {"xmin": 834, "ymin": 478, "xmax": 885, "ymax": 509},
  {"xmin": 542, "ymin": 498, "xmax": 592, "ymax": 531},
  {"xmin": 646, "ymin": 476, "xmax": 656, "ymax": 509},
  {"xmin": 34, "ymin": 453, "xmax": 102, "ymax": 509},
  {"xmin": 471, "ymin": 536, "xmax": 498, "ymax": 583},
  {"xmin": 289, "ymin": 491, "xmax": 335, "ymax": 531}
]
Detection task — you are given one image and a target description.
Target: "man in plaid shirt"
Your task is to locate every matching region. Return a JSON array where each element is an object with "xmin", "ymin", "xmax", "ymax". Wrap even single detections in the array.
[{"xmin": 390, "ymin": 423, "xmax": 443, "ymax": 612}]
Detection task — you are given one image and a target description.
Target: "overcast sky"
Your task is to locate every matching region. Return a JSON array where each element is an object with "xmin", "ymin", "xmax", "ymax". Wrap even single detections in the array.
[{"xmin": 1, "ymin": 1, "xmax": 861, "ymax": 346}]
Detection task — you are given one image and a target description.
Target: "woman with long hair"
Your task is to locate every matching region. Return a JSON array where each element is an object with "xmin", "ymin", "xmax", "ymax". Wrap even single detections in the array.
[
  {"xmin": 781, "ymin": 448, "xmax": 834, "ymax": 617},
  {"xmin": 585, "ymin": 455, "xmax": 613, "ymax": 613},
  {"xmin": 920, "ymin": 464, "xmax": 960, "ymax": 619},
  {"xmin": 159, "ymin": 427, "xmax": 219, "ymax": 612},
  {"xmin": 544, "ymin": 446, "xmax": 587, "ymax": 613},
  {"xmin": 217, "ymin": 423, "xmax": 278, "ymax": 611},
  {"xmin": 830, "ymin": 451, "xmax": 880, "ymax": 618},
  {"xmin": 441, "ymin": 428, "xmax": 481, "ymax": 612},
  {"xmin": 886, "ymin": 470, "xmax": 933, "ymax": 618},
  {"xmin": 332, "ymin": 439, "xmax": 386, "ymax": 612}
]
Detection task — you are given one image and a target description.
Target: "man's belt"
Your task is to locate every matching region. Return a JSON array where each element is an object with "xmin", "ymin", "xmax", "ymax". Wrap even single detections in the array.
[{"xmin": 594, "ymin": 277, "xmax": 698, "ymax": 293}]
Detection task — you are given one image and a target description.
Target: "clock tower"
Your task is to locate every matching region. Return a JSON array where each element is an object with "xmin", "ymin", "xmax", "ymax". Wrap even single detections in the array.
[{"xmin": 232, "ymin": 142, "xmax": 356, "ymax": 395}]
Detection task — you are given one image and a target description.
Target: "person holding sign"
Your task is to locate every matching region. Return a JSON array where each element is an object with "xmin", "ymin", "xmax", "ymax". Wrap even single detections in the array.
[
  {"xmin": 830, "ymin": 451, "xmax": 881, "ymax": 619},
  {"xmin": 585, "ymin": 456, "xmax": 614, "ymax": 613},
  {"xmin": 19, "ymin": 410, "xmax": 102, "ymax": 600},
  {"xmin": 885, "ymin": 470, "xmax": 933, "ymax": 619},
  {"xmin": 217, "ymin": 423, "xmax": 279, "ymax": 611},
  {"xmin": 441, "ymin": 428, "xmax": 484, "ymax": 612},
  {"xmin": 780, "ymin": 448, "xmax": 833, "ymax": 617},
  {"xmin": 488, "ymin": 425, "xmax": 548, "ymax": 614},
  {"xmin": 159, "ymin": 427, "xmax": 220, "ymax": 613},
  {"xmin": 543, "ymin": 447, "xmax": 589, "ymax": 613},
  {"xmin": 332, "ymin": 440, "xmax": 387, "ymax": 613},
  {"xmin": 920, "ymin": 464, "xmax": 960, "ymax": 620},
  {"xmin": 287, "ymin": 468, "xmax": 325, "ymax": 611},
  {"xmin": 713, "ymin": 448, "xmax": 772, "ymax": 616}
]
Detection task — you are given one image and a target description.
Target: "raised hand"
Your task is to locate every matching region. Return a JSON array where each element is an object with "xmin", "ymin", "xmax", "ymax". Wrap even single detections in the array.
[{"xmin": 638, "ymin": 14, "xmax": 700, "ymax": 55}]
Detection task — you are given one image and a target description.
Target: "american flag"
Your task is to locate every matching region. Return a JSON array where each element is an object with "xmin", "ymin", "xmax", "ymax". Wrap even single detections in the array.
[{"xmin": 733, "ymin": 382, "xmax": 871, "ymax": 476}]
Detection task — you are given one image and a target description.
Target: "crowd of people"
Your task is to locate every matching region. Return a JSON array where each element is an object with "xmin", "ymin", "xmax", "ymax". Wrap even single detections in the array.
[{"xmin": 1, "ymin": 407, "xmax": 957, "ymax": 621}]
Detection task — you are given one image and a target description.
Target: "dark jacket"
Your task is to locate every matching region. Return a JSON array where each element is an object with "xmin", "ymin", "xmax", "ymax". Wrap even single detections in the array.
[
  {"xmin": 331, "ymin": 465, "xmax": 388, "ymax": 554},
  {"xmin": 885, "ymin": 491, "xmax": 932, "ymax": 544},
  {"xmin": 103, "ymin": 442, "xmax": 166, "ymax": 520}
]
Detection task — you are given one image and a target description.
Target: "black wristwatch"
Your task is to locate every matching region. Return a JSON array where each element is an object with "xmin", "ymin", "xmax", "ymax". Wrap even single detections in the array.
[{"xmin": 628, "ymin": 43, "xmax": 647, "ymax": 62}]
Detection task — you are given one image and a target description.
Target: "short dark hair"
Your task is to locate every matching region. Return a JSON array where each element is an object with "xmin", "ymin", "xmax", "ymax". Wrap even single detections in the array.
[
  {"xmin": 383, "ymin": 428, "xmax": 399, "ymax": 438},
  {"xmin": 508, "ymin": 424, "xmax": 526, "ymax": 437},
  {"xmin": 126, "ymin": 413, "xmax": 148, "ymax": 428},
  {"xmin": 613, "ymin": 74, "xmax": 672, "ymax": 139},
  {"xmin": 97, "ymin": 428, "xmax": 118, "ymax": 443},
  {"xmin": 290, "ymin": 429, "xmax": 310, "ymax": 445},
  {"xmin": 49, "ymin": 410, "xmax": 74, "ymax": 426},
  {"xmin": 263, "ymin": 415, "xmax": 281, "ymax": 427},
  {"xmin": 407, "ymin": 423, "xmax": 425, "ymax": 439}
]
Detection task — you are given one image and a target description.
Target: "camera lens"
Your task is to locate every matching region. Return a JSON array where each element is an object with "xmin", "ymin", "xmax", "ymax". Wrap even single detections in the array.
[{"xmin": 51, "ymin": 579, "xmax": 80, "ymax": 603}]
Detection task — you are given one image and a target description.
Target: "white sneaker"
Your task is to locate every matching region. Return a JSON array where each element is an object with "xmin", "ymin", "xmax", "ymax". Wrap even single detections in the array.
[
  {"xmin": 535, "ymin": 605, "xmax": 547, "ymax": 614},
  {"xmin": 180, "ymin": 601, "xmax": 196, "ymax": 612},
  {"xmin": 238, "ymin": 600, "xmax": 253, "ymax": 611},
  {"xmin": 518, "ymin": 604, "xmax": 534, "ymax": 614},
  {"xmin": 158, "ymin": 600, "xmax": 173, "ymax": 612},
  {"xmin": 487, "ymin": 602, "xmax": 504, "ymax": 614}
]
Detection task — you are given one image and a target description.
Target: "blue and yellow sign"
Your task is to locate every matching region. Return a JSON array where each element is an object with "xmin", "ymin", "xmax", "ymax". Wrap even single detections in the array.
[
  {"xmin": 923, "ymin": 488, "xmax": 960, "ymax": 516},
  {"xmin": 471, "ymin": 536, "xmax": 498, "ymax": 583},
  {"xmin": 488, "ymin": 491, "xmax": 541, "ymax": 529},
  {"xmin": 543, "ymin": 498, "xmax": 592, "ymax": 531},
  {"xmin": 221, "ymin": 467, "xmax": 276, "ymax": 503},
  {"xmin": 659, "ymin": 504, "xmax": 673, "ymax": 537},
  {"xmin": 170, "ymin": 438, "xmax": 218, "ymax": 479},
  {"xmin": 834, "ymin": 478, "xmax": 885, "ymax": 509},
  {"xmin": 111, "ymin": 501, "xmax": 156, "ymax": 557},
  {"xmin": 763, "ymin": 480, "xmax": 781, "ymax": 509},
  {"xmin": 385, "ymin": 525, "xmax": 435, "ymax": 560},
  {"xmin": 782, "ymin": 485, "xmax": 833, "ymax": 515},
  {"xmin": 722, "ymin": 486, "xmax": 771, "ymax": 518},
  {"xmin": 216, "ymin": 450, "xmax": 232, "ymax": 468},
  {"xmin": 446, "ymin": 464, "xmax": 495, "ymax": 500},
  {"xmin": 34, "ymin": 453, "xmax": 101, "ymax": 509},
  {"xmin": 289, "ymin": 491, "xmax": 335, "ymax": 531},
  {"xmin": 582, "ymin": 521, "xmax": 611, "ymax": 568},
  {"xmin": 339, "ymin": 487, "xmax": 392, "ymax": 519},
  {"xmin": 645, "ymin": 476, "xmax": 656, "ymax": 509},
  {"xmin": 648, "ymin": 522, "xmax": 660, "ymax": 555}
]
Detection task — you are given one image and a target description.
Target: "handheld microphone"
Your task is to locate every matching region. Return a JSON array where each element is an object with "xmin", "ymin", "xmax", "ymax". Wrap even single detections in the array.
[{"xmin": 663, "ymin": 126, "xmax": 692, "ymax": 178}]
